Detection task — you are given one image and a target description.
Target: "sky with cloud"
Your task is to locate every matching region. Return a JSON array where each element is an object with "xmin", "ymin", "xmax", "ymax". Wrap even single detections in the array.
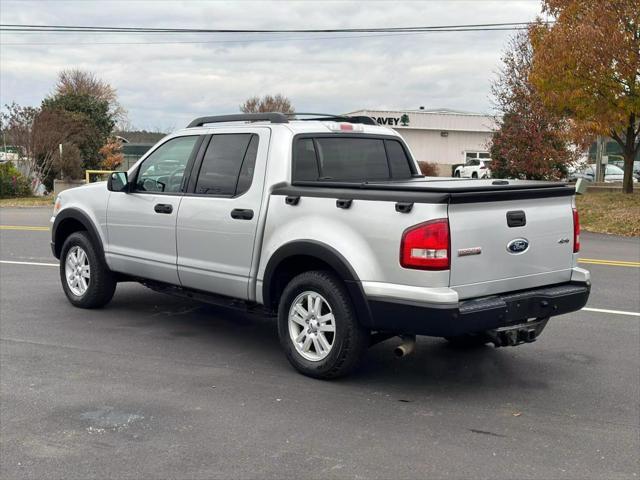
[{"xmin": 0, "ymin": 0, "xmax": 542, "ymax": 131}]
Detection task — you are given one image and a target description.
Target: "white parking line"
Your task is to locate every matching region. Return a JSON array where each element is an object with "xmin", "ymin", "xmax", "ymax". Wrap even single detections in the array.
[
  {"xmin": 581, "ymin": 307, "xmax": 640, "ymax": 317},
  {"xmin": 1, "ymin": 259, "xmax": 639, "ymax": 317},
  {"xmin": 0, "ymin": 260, "xmax": 58, "ymax": 267}
]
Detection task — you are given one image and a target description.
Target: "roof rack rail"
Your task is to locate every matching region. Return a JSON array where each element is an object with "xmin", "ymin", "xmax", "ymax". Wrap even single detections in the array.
[
  {"xmin": 187, "ymin": 113, "xmax": 289, "ymax": 128},
  {"xmin": 186, "ymin": 112, "xmax": 378, "ymax": 128},
  {"xmin": 287, "ymin": 112, "xmax": 377, "ymax": 126}
]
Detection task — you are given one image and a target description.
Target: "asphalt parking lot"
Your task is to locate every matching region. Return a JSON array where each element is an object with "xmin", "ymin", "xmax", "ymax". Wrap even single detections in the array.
[{"xmin": 1, "ymin": 207, "xmax": 638, "ymax": 480}]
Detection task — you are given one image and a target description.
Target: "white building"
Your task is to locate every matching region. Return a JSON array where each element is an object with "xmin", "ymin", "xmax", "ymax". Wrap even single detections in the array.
[{"xmin": 347, "ymin": 108, "xmax": 496, "ymax": 175}]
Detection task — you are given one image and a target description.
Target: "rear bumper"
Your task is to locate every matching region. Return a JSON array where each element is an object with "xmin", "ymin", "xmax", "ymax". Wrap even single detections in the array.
[{"xmin": 367, "ymin": 281, "xmax": 590, "ymax": 337}]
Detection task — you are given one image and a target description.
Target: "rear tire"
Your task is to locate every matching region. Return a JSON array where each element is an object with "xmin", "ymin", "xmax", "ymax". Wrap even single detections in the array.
[
  {"xmin": 471, "ymin": 172, "xmax": 478, "ymax": 179},
  {"xmin": 454, "ymin": 170, "xmax": 461, "ymax": 177},
  {"xmin": 277, "ymin": 270, "xmax": 369, "ymax": 379},
  {"xmin": 60, "ymin": 231, "xmax": 116, "ymax": 309},
  {"xmin": 445, "ymin": 333, "xmax": 490, "ymax": 348}
]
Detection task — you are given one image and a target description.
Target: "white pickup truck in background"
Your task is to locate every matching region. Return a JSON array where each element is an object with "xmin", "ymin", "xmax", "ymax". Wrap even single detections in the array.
[{"xmin": 50, "ymin": 113, "xmax": 590, "ymax": 379}]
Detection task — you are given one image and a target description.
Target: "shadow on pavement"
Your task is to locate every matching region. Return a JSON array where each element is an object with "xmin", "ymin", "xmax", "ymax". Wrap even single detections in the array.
[{"xmin": 98, "ymin": 284, "xmax": 559, "ymax": 398}]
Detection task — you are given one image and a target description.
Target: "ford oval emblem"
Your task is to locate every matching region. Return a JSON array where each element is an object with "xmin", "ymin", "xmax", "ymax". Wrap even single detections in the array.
[{"xmin": 507, "ymin": 238, "xmax": 530, "ymax": 254}]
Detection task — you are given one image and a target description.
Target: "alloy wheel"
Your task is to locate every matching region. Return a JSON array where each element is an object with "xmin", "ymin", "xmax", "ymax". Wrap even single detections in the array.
[
  {"xmin": 65, "ymin": 246, "xmax": 90, "ymax": 296},
  {"xmin": 288, "ymin": 290, "xmax": 336, "ymax": 361}
]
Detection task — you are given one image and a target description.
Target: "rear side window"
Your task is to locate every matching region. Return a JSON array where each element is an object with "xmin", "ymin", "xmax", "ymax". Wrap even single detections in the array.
[
  {"xmin": 294, "ymin": 138, "xmax": 319, "ymax": 181},
  {"xmin": 293, "ymin": 136, "xmax": 414, "ymax": 182},
  {"xmin": 195, "ymin": 134, "xmax": 256, "ymax": 196},
  {"xmin": 236, "ymin": 134, "xmax": 259, "ymax": 196},
  {"xmin": 385, "ymin": 140, "xmax": 412, "ymax": 178}
]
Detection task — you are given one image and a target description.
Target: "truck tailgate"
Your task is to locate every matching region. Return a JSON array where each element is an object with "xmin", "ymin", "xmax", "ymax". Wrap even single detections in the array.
[{"xmin": 448, "ymin": 195, "xmax": 575, "ymax": 299}]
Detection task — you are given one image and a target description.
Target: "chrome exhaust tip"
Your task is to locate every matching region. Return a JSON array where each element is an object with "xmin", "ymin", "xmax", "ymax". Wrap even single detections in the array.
[{"xmin": 394, "ymin": 335, "xmax": 416, "ymax": 358}]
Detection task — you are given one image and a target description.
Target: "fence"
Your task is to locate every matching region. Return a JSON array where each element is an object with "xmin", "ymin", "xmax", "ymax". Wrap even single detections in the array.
[{"xmin": 85, "ymin": 170, "xmax": 114, "ymax": 183}]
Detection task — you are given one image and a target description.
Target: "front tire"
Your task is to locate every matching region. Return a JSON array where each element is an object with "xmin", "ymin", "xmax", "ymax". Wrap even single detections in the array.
[
  {"xmin": 60, "ymin": 231, "xmax": 116, "ymax": 309},
  {"xmin": 277, "ymin": 271, "xmax": 369, "ymax": 379}
]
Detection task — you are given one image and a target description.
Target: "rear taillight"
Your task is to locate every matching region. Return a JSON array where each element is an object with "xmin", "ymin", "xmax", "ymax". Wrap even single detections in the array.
[
  {"xmin": 573, "ymin": 207, "xmax": 580, "ymax": 253},
  {"xmin": 400, "ymin": 219, "xmax": 450, "ymax": 270}
]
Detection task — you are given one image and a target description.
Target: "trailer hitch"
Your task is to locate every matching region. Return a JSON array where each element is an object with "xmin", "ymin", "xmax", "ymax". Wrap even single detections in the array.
[{"xmin": 486, "ymin": 317, "xmax": 549, "ymax": 347}]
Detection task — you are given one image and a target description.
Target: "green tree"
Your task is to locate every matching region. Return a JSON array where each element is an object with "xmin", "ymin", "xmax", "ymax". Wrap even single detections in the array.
[
  {"xmin": 41, "ymin": 70, "xmax": 122, "ymax": 171},
  {"xmin": 41, "ymin": 93, "xmax": 114, "ymax": 170},
  {"xmin": 0, "ymin": 161, "xmax": 31, "ymax": 198}
]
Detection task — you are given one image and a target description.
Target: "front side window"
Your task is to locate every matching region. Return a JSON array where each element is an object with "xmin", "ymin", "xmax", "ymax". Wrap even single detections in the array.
[
  {"xmin": 135, "ymin": 136, "xmax": 199, "ymax": 193},
  {"xmin": 195, "ymin": 134, "xmax": 257, "ymax": 196}
]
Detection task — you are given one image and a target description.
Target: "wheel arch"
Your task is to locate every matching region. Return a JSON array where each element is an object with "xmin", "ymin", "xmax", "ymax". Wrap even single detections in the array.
[
  {"xmin": 262, "ymin": 240, "xmax": 373, "ymax": 327},
  {"xmin": 52, "ymin": 208, "xmax": 105, "ymax": 261}
]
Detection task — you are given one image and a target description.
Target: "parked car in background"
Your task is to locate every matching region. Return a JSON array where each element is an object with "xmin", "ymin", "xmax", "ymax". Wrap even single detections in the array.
[
  {"xmin": 0, "ymin": 147, "xmax": 20, "ymax": 163},
  {"xmin": 610, "ymin": 160, "xmax": 640, "ymax": 181},
  {"xmin": 454, "ymin": 158, "xmax": 492, "ymax": 179},
  {"xmin": 568, "ymin": 163, "xmax": 637, "ymax": 183}
]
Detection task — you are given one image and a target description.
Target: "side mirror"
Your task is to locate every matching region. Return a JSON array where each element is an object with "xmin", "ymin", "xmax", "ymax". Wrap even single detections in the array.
[{"xmin": 107, "ymin": 171, "xmax": 129, "ymax": 192}]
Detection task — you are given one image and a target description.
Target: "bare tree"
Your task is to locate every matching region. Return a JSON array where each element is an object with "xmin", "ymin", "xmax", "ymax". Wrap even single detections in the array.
[
  {"xmin": 1, "ymin": 103, "xmax": 91, "ymax": 190},
  {"xmin": 54, "ymin": 69, "xmax": 128, "ymax": 125},
  {"xmin": 240, "ymin": 94, "xmax": 294, "ymax": 114},
  {"xmin": 1, "ymin": 103, "xmax": 40, "ymax": 180},
  {"xmin": 54, "ymin": 143, "xmax": 83, "ymax": 181}
]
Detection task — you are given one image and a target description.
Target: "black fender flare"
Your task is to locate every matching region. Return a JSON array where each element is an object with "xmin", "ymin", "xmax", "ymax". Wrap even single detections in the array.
[
  {"xmin": 262, "ymin": 240, "xmax": 373, "ymax": 327},
  {"xmin": 51, "ymin": 208, "xmax": 105, "ymax": 261}
]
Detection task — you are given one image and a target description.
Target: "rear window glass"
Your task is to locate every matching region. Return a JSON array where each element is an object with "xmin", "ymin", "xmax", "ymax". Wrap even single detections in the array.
[
  {"xmin": 315, "ymin": 138, "xmax": 389, "ymax": 181},
  {"xmin": 293, "ymin": 136, "xmax": 415, "ymax": 182}
]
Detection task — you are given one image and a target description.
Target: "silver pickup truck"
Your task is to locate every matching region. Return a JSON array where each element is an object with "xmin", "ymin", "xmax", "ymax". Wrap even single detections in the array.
[{"xmin": 51, "ymin": 113, "xmax": 591, "ymax": 379}]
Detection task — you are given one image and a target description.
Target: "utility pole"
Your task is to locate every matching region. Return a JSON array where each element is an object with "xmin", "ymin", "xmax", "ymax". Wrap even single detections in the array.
[
  {"xmin": 594, "ymin": 136, "xmax": 604, "ymax": 183},
  {"xmin": 59, "ymin": 143, "xmax": 64, "ymax": 180}
]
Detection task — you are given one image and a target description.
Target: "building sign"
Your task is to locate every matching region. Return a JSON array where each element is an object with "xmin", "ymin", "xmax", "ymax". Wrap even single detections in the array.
[{"xmin": 372, "ymin": 114, "xmax": 410, "ymax": 127}]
